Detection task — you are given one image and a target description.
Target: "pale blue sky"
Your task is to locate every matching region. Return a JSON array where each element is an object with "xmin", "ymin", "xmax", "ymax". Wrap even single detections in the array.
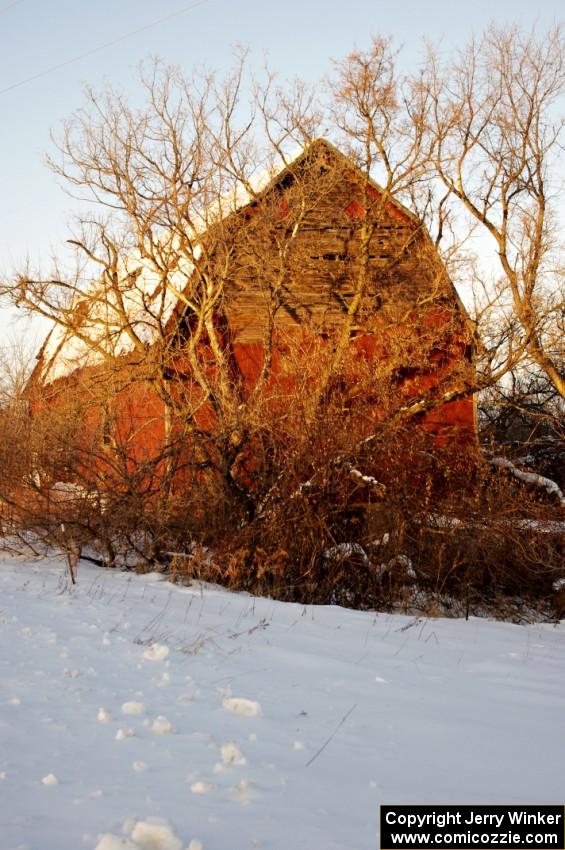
[{"xmin": 0, "ymin": 0, "xmax": 563, "ymax": 338}]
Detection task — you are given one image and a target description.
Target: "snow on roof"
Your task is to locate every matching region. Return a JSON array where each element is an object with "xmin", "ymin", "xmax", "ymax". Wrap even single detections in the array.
[
  {"xmin": 39, "ymin": 253, "xmax": 190, "ymax": 384},
  {"xmin": 37, "ymin": 144, "xmax": 310, "ymax": 386},
  {"xmin": 38, "ymin": 138, "xmax": 414, "ymax": 385}
]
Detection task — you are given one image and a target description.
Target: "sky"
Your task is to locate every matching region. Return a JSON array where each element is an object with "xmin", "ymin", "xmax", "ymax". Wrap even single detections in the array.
[{"xmin": 0, "ymin": 0, "xmax": 563, "ymax": 345}]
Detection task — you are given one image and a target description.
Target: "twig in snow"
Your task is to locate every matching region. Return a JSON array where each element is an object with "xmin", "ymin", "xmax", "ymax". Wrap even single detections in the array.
[
  {"xmin": 305, "ymin": 703, "xmax": 357, "ymax": 767},
  {"xmin": 227, "ymin": 619, "xmax": 269, "ymax": 639},
  {"xmin": 60, "ymin": 523, "xmax": 80, "ymax": 585}
]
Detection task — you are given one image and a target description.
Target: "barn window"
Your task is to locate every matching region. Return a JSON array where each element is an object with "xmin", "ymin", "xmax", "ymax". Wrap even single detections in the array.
[
  {"xmin": 101, "ymin": 410, "xmax": 112, "ymax": 447},
  {"xmin": 349, "ymin": 327, "xmax": 364, "ymax": 339},
  {"xmin": 310, "ymin": 252, "xmax": 349, "ymax": 261}
]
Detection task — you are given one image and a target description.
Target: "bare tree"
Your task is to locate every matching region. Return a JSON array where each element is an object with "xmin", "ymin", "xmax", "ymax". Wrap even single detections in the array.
[
  {"xmin": 422, "ymin": 23, "xmax": 565, "ymax": 399},
  {"xmin": 2, "ymin": 57, "xmax": 326, "ymax": 523},
  {"xmin": 0, "ymin": 42, "xmax": 563, "ymax": 612},
  {"xmin": 0, "ymin": 332, "xmax": 37, "ymax": 408},
  {"xmin": 0, "ymin": 50, "xmax": 499, "ymax": 530}
]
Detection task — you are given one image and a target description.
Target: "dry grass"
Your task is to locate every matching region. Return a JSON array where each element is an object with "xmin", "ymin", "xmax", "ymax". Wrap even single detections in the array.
[{"xmin": 1, "ymin": 358, "xmax": 563, "ymax": 622}]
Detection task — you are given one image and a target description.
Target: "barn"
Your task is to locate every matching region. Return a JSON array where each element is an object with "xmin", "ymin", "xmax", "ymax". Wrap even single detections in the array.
[{"xmin": 27, "ymin": 138, "xmax": 477, "ymax": 503}]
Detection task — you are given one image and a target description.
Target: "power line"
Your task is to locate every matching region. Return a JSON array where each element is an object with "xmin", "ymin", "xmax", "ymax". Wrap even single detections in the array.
[
  {"xmin": 0, "ymin": 0, "xmax": 209, "ymax": 96},
  {"xmin": 0, "ymin": 0, "xmax": 24, "ymax": 15}
]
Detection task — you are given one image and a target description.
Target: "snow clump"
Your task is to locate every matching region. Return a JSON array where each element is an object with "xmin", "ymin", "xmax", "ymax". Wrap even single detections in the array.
[
  {"xmin": 142, "ymin": 644, "xmax": 170, "ymax": 662},
  {"xmin": 95, "ymin": 820, "xmax": 183, "ymax": 850},
  {"xmin": 223, "ymin": 697, "xmax": 261, "ymax": 717},
  {"xmin": 151, "ymin": 715, "xmax": 174, "ymax": 735},
  {"xmin": 115, "ymin": 728, "xmax": 135, "ymax": 741},
  {"xmin": 97, "ymin": 708, "xmax": 112, "ymax": 723},
  {"xmin": 190, "ymin": 781, "xmax": 214, "ymax": 794},
  {"xmin": 122, "ymin": 701, "xmax": 145, "ymax": 716},
  {"xmin": 131, "ymin": 820, "xmax": 183, "ymax": 850},
  {"xmin": 221, "ymin": 741, "xmax": 246, "ymax": 766}
]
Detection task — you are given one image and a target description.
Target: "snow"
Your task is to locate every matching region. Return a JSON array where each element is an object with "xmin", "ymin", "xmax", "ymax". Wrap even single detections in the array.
[
  {"xmin": 150, "ymin": 716, "xmax": 174, "ymax": 735},
  {"xmin": 37, "ymin": 145, "xmax": 300, "ymax": 389},
  {"xmin": 190, "ymin": 781, "xmax": 215, "ymax": 795},
  {"xmin": 37, "ymin": 140, "xmax": 377, "ymax": 388},
  {"xmin": 220, "ymin": 742, "xmax": 246, "ymax": 766},
  {"xmin": 142, "ymin": 644, "xmax": 170, "ymax": 662},
  {"xmin": 222, "ymin": 697, "xmax": 262, "ymax": 717},
  {"xmin": 130, "ymin": 820, "xmax": 183, "ymax": 850},
  {"xmin": 121, "ymin": 702, "xmax": 145, "ymax": 716},
  {"xmin": 94, "ymin": 836, "xmax": 138, "ymax": 850},
  {"xmin": 115, "ymin": 728, "xmax": 135, "ymax": 741},
  {"xmin": 489, "ymin": 455, "xmax": 565, "ymax": 508},
  {"xmin": 0, "ymin": 553, "xmax": 564, "ymax": 850},
  {"xmin": 323, "ymin": 542, "xmax": 368, "ymax": 563},
  {"xmin": 39, "ymin": 255, "xmax": 185, "ymax": 385}
]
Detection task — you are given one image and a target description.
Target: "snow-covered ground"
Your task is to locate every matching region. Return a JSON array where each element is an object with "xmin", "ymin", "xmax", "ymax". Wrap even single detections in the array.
[{"xmin": 0, "ymin": 554, "xmax": 563, "ymax": 850}]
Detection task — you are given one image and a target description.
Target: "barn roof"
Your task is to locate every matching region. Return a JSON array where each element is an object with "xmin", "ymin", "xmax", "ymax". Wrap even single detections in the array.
[
  {"xmin": 238, "ymin": 137, "xmax": 420, "ymax": 224},
  {"xmin": 31, "ymin": 138, "xmax": 457, "ymax": 386}
]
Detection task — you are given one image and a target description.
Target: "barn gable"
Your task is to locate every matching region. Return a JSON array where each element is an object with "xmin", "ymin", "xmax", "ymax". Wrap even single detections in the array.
[
  {"xmin": 174, "ymin": 137, "xmax": 465, "ymax": 344},
  {"xmin": 29, "ymin": 137, "xmax": 477, "ymax": 444}
]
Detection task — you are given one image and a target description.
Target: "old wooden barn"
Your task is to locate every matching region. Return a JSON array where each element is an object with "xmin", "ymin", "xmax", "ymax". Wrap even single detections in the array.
[{"xmin": 28, "ymin": 138, "xmax": 477, "ymax": 500}]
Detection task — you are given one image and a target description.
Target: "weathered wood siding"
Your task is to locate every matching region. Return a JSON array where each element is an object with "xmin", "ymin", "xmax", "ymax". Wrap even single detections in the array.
[
  {"xmin": 201, "ymin": 144, "xmax": 451, "ymax": 347},
  {"xmin": 30, "ymin": 140, "xmax": 477, "ymax": 463}
]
